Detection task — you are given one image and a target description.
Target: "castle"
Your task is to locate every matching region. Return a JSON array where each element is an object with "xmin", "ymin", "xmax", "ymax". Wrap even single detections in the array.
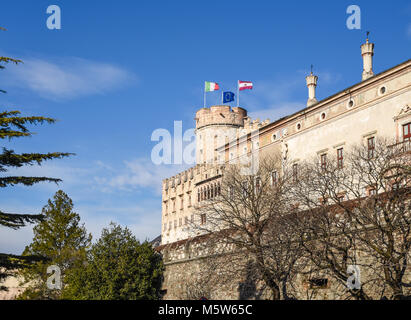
[{"xmin": 158, "ymin": 37, "xmax": 411, "ymax": 299}]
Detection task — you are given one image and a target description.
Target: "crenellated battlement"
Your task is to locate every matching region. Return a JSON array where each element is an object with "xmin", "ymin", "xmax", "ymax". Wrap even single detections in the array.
[{"xmin": 195, "ymin": 105, "xmax": 247, "ymax": 130}]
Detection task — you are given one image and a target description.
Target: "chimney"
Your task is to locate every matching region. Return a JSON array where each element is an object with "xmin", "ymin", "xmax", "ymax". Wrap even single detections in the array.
[
  {"xmin": 306, "ymin": 67, "xmax": 318, "ymax": 107},
  {"xmin": 361, "ymin": 33, "xmax": 374, "ymax": 81}
]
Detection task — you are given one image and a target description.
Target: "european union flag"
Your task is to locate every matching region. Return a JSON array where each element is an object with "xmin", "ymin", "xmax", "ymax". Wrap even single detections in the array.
[{"xmin": 223, "ymin": 91, "xmax": 235, "ymax": 103}]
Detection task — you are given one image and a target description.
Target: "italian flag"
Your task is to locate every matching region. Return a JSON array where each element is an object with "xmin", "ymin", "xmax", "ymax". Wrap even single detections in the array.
[{"xmin": 205, "ymin": 81, "xmax": 219, "ymax": 92}]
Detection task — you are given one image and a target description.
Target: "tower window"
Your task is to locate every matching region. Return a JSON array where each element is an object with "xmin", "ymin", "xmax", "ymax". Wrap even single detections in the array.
[{"xmin": 201, "ymin": 214, "xmax": 206, "ymax": 225}]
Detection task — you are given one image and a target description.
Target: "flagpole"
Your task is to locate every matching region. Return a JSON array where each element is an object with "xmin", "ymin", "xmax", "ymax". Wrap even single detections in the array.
[
  {"xmin": 221, "ymin": 89, "xmax": 223, "ymax": 105},
  {"xmin": 237, "ymin": 81, "xmax": 240, "ymax": 107},
  {"xmin": 204, "ymin": 82, "xmax": 206, "ymax": 108}
]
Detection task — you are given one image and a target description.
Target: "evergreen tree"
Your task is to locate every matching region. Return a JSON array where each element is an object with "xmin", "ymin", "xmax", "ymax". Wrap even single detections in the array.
[
  {"xmin": 18, "ymin": 190, "xmax": 92, "ymax": 300},
  {"xmin": 63, "ymin": 223, "xmax": 163, "ymax": 300},
  {"xmin": 0, "ymin": 27, "xmax": 73, "ymax": 289}
]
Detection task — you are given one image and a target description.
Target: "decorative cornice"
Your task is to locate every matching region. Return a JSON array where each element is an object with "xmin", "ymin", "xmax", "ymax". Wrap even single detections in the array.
[{"xmin": 394, "ymin": 104, "xmax": 411, "ymax": 120}]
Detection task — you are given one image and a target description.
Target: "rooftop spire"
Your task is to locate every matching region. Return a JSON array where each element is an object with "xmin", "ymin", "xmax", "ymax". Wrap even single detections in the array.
[
  {"xmin": 306, "ymin": 66, "xmax": 318, "ymax": 107},
  {"xmin": 361, "ymin": 31, "xmax": 374, "ymax": 81}
]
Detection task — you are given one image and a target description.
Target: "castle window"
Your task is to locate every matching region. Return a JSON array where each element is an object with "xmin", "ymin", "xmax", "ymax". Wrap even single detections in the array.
[
  {"xmin": 201, "ymin": 214, "xmax": 206, "ymax": 225},
  {"xmin": 255, "ymin": 177, "xmax": 261, "ymax": 193},
  {"xmin": 379, "ymin": 86, "xmax": 387, "ymax": 96},
  {"xmin": 309, "ymin": 278, "xmax": 328, "ymax": 289},
  {"xmin": 337, "ymin": 148, "xmax": 344, "ymax": 169},
  {"xmin": 347, "ymin": 99, "xmax": 355, "ymax": 109},
  {"xmin": 207, "ymin": 185, "xmax": 210, "ymax": 199},
  {"xmin": 184, "ymin": 216, "xmax": 188, "ymax": 225},
  {"xmin": 174, "ymin": 220, "xmax": 177, "ymax": 228},
  {"xmin": 367, "ymin": 137, "xmax": 375, "ymax": 159},
  {"xmin": 337, "ymin": 193, "xmax": 346, "ymax": 202},
  {"xmin": 197, "ymin": 189, "xmax": 200, "ymax": 202},
  {"xmin": 229, "ymin": 186, "xmax": 234, "ymax": 199},
  {"xmin": 179, "ymin": 218, "xmax": 182, "ymax": 226},
  {"xmin": 180, "ymin": 198, "xmax": 184, "ymax": 210},
  {"xmin": 217, "ymin": 182, "xmax": 221, "ymax": 195},
  {"xmin": 169, "ymin": 222, "xmax": 172, "ymax": 230},
  {"xmin": 293, "ymin": 164, "xmax": 298, "ymax": 182},
  {"xmin": 188, "ymin": 195, "xmax": 192, "ymax": 206},
  {"xmin": 368, "ymin": 187, "xmax": 377, "ymax": 196},
  {"xmin": 242, "ymin": 181, "xmax": 248, "ymax": 197},
  {"xmin": 210, "ymin": 184, "xmax": 214, "ymax": 198},
  {"xmin": 271, "ymin": 171, "xmax": 278, "ymax": 186},
  {"xmin": 320, "ymin": 154, "xmax": 327, "ymax": 172},
  {"xmin": 403, "ymin": 123, "xmax": 411, "ymax": 142}
]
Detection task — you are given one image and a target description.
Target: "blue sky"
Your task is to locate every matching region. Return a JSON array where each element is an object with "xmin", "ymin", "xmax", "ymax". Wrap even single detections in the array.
[{"xmin": 1, "ymin": 0, "xmax": 410, "ymax": 253}]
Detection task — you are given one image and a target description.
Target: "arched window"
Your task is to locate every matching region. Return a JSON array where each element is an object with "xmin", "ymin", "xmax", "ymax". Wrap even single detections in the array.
[
  {"xmin": 218, "ymin": 182, "xmax": 221, "ymax": 195},
  {"xmin": 210, "ymin": 184, "xmax": 214, "ymax": 198},
  {"xmin": 207, "ymin": 185, "xmax": 210, "ymax": 199}
]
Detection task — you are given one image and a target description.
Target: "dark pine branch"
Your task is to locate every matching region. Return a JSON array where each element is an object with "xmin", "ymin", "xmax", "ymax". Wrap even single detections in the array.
[
  {"xmin": 0, "ymin": 211, "xmax": 44, "ymax": 229},
  {"xmin": 0, "ymin": 176, "xmax": 62, "ymax": 188},
  {"xmin": 0, "ymin": 148, "xmax": 73, "ymax": 171}
]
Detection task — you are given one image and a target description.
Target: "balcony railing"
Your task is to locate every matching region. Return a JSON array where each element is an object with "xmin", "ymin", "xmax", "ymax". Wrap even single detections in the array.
[{"xmin": 388, "ymin": 140, "xmax": 411, "ymax": 154}]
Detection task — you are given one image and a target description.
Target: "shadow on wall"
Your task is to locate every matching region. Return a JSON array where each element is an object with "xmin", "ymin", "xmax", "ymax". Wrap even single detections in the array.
[{"xmin": 237, "ymin": 261, "xmax": 265, "ymax": 300}]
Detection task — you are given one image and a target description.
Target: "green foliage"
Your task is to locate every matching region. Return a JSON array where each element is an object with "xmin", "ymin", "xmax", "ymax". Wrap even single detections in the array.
[
  {"xmin": 17, "ymin": 190, "xmax": 92, "ymax": 300},
  {"xmin": 0, "ymin": 27, "xmax": 73, "ymax": 285},
  {"xmin": 63, "ymin": 223, "xmax": 164, "ymax": 300}
]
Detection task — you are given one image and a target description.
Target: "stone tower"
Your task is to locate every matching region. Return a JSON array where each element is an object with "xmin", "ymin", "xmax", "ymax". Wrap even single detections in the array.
[{"xmin": 195, "ymin": 105, "xmax": 247, "ymax": 164}]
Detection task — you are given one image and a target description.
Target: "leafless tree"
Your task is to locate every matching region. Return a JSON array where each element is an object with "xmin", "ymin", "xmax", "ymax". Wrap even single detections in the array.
[
  {"xmin": 191, "ymin": 154, "xmax": 306, "ymax": 300},
  {"xmin": 290, "ymin": 138, "xmax": 411, "ymax": 300}
]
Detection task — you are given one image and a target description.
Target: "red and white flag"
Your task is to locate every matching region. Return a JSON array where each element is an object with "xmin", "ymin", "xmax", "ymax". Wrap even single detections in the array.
[{"xmin": 238, "ymin": 80, "xmax": 253, "ymax": 91}]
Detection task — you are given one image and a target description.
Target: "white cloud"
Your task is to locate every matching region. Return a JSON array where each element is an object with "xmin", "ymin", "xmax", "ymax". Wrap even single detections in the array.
[
  {"xmin": 96, "ymin": 158, "xmax": 189, "ymax": 194},
  {"xmin": 2, "ymin": 56, "xmax": 136, "ymax": 100}
]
